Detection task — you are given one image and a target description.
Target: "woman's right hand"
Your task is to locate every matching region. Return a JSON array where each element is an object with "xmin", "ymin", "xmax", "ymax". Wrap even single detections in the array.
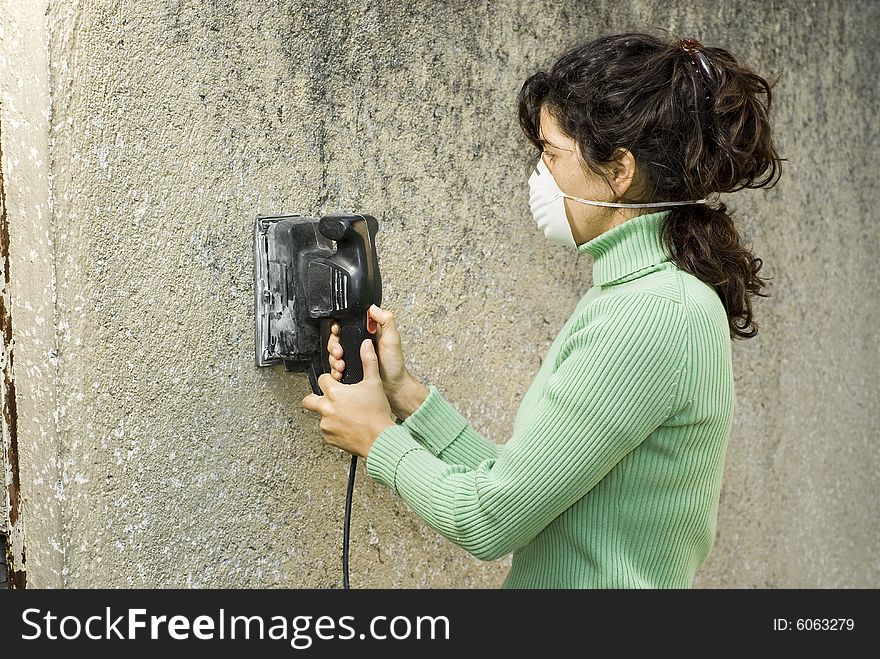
[{"xmin": 327, "ymin": 304, "xmax": 410, "ymax": 402}]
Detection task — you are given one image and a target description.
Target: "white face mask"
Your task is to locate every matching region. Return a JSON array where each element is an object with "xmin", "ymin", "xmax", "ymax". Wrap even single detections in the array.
[{"xmin": 528, "ymin": 157, "xmax": 710, "ymax": 249}]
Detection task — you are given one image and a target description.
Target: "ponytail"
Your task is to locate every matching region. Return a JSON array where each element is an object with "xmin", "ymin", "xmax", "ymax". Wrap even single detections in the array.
[{"xmin": 662, "ymin": 203, "xmax": 768, "ymax": 339}]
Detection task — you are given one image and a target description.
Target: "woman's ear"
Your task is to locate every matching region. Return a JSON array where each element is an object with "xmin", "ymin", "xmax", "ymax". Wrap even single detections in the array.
[{"xmin": 606, "ymin": 147, "xmax": 637, "ymax": 198}]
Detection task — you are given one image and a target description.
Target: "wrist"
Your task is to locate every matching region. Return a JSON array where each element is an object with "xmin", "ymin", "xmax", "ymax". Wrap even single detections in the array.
[
  {"xmin": 365, "ymin": 415, "xmax": 396, "ymax": 458},
  {"xmin": 389, "ymin": 373, "xmax": 429, "ymax": 421}
]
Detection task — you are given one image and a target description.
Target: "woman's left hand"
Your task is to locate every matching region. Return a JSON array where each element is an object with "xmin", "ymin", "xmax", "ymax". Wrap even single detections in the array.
[{"xmin": 302, "ymin": 338, "xmax": 396, "ymax": 458}]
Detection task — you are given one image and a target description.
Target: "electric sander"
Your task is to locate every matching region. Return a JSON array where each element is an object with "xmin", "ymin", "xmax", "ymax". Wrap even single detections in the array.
[{"xmin": 254, "ymin": 212, "xmax": 382, "ymax": 588}]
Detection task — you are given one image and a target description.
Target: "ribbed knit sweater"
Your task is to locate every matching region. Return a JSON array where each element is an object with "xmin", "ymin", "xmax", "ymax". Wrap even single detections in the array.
[{"xmin": 365, "ymin": 210, "xmax": 735, "ymax": 588}]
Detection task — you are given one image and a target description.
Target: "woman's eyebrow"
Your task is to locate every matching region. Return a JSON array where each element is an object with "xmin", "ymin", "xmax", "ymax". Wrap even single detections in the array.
[{"xmin": 538, "ymin": 137, "xmax": 573, "ymax": 152}]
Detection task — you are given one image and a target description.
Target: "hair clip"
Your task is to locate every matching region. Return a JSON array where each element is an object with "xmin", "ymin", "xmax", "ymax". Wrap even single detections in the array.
[{"xmin": 679, "ymin": 37, "xmax": 715, "ymax": 82}]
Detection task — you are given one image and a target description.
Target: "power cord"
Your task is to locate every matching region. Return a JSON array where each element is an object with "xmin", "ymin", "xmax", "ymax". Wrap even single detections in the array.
[{"xmin": 342, "ymin": 455, "xmax": 357, "ymax": 589}]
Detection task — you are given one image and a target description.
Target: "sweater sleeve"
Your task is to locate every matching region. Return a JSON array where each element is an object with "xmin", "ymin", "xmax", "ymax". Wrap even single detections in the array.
[
  {"xmin": 365, "ymin": 293, "xmax": 688, "ymax": 561},
  {"xmin": 396, "ymin": 384, "xmax": 501, "ymax": 468}
]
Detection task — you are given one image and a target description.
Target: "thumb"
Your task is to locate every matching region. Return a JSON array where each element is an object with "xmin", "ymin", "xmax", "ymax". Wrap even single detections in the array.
[
  {"xmin": 360, "ymin": 338, "xmax": 381, "ymax": 381},
  {"xmin": 370, "ymin": 305, "xmax": 400, "ymax": 339}
]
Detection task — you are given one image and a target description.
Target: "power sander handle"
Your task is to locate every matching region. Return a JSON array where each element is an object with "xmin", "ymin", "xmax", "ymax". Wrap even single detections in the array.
[
  {"xmin": 306, "ymin": 316, "xmax": 375, "ymax": 394},
  {"xmin": 306, "ymin": 214, "xmax": 382, "ymax": 394}
]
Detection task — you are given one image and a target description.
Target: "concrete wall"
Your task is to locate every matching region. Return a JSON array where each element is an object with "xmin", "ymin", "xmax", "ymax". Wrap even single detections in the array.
[
  {"xmin": 1, "ymin": 0, "xmax": 876, "ymax": 588},
  {"xmin": 1, "ymin": 0, "xmax": 58, "ymax": 588}
]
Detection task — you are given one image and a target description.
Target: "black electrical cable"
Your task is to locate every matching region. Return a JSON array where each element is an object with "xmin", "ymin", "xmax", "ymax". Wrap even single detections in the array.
[{"xmin": 342, "ymin": 454, "xmax": 357, "ymax": 589}]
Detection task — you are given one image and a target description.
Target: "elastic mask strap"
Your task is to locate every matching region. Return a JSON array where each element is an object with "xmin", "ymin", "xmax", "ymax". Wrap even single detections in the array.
[{"xmin": 564, "ymin": 194, "xmax": 709, "ymax": 208}]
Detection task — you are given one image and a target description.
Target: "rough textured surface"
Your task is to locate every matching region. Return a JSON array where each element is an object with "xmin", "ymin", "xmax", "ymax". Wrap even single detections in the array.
[
  {"xmin": 1, "ymin": 0, "xmax": 60, "ymax": 587},
  {"xmin": 1, "ymin": 0, "xmax": 877, "ymax": 588}
]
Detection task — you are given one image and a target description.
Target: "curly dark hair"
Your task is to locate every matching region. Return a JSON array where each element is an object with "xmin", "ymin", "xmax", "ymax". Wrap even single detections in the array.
[{"xmin": 518, "ymin": 32, "xmax": 785, "ymax": 340}]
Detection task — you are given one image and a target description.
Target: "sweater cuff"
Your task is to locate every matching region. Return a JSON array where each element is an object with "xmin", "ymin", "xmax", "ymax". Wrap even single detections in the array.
[
  {"xmin": 400, "ymin": 384, "xmax": 469, "ymax": 456},
  {"xmin": 365, "ymin": 423, "xmax": 430, "ymax": 495}
]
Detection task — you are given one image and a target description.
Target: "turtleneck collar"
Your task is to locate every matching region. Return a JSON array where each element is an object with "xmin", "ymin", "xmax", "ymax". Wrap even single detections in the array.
[{"xmin": 577, "ymin": 210, "xmax": 674, "ymax": 287}]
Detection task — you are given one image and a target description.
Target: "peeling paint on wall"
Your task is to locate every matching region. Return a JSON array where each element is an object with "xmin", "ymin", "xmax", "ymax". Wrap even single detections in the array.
[
  {"xmin": 0, "ymin": 115, "xmax": 26, "ymax": 589},
  {"xmin": 1, "ymin": 0, "xmax": 64, "ymax": 587}
]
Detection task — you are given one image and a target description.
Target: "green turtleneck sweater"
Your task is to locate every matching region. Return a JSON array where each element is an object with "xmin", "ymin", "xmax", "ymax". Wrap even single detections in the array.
[{"xmin": 365, "ymin": 210, "xmax": 735, "ymax": 588}]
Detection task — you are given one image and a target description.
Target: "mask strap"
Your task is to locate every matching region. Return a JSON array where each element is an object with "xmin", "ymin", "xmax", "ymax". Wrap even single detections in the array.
[
  {"xmin": 536, "ymin": 159, "xmax": 710, "ymax": 208},
  {"xmin": 563, "ymin": 194, "xmax": 709, "ymax": 208}
]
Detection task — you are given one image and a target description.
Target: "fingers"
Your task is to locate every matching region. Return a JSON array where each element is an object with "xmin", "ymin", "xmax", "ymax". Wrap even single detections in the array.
[
  {"xmin": 330, "ymin": 350, "xmax": 344, "ymax": 380},
  {"xmin": 368, "ymin": 304, "xmax": 389, "ymax": 325},
  {"xmin": 303, "ymin": 372, "xmax": 340, "ymax": 417},
  {"xmin": 328, "ymin": 317, "xmax": 392, "ymax": 381},
  {"xmin": 328, "ymin": 322, "xmax": 340, "ymax": 351},
  {"xmin": 316, "ymin": 372, "xmax": 337, "ymax": 396},
  {"xmin": 368, "ymin": 305, "xmax": 400, "ymax": 345},
  {"xmin": 328, "ymin": 321, "xmax": 344, "ymax": 380}
]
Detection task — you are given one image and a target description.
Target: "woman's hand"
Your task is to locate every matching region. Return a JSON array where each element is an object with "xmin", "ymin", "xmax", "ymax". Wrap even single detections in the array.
[
  {"xmin": 301, "ymin": 338, "xmax": 396, "ymax": 458},
  {"xmin": 327, "ymin": 305, "xmax": 412, "ymax": 407}
]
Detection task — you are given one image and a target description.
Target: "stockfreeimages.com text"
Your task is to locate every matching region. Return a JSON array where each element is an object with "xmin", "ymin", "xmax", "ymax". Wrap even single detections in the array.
[{"xmin": 21, "ymin": 608, "xmax": 450, "ymax": 649}]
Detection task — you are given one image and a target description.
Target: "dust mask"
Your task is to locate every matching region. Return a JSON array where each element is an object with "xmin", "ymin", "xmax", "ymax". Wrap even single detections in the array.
[{"xmin": 528, "ymin": 157, "xmax": 710, "ymax": 249}]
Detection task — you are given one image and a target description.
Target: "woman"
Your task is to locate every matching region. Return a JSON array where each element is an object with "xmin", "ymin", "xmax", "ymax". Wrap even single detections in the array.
[{"xmin": 302, "ymin": 32, "xmax": 782, "ymax": 588}]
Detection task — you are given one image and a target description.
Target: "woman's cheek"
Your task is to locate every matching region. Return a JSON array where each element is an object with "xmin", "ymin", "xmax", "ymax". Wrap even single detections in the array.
[{"xmin": 557, "ymin": 169, "xmax": 580, "ymax": 198}]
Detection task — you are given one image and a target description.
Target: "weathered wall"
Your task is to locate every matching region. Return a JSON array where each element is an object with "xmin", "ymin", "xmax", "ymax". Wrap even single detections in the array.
[
  {"xmin": 1, "ymin": 0, "xmax": 877, "ymax": 588},
  {"xmin": 1, "ymin": 0, "xmax": 59, "ymax": 587}
]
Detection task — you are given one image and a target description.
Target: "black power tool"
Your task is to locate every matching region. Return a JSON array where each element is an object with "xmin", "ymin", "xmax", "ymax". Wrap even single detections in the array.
[{"xmin": 254, "ymin": 213, "xmax": 382, "ymax": 588}]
